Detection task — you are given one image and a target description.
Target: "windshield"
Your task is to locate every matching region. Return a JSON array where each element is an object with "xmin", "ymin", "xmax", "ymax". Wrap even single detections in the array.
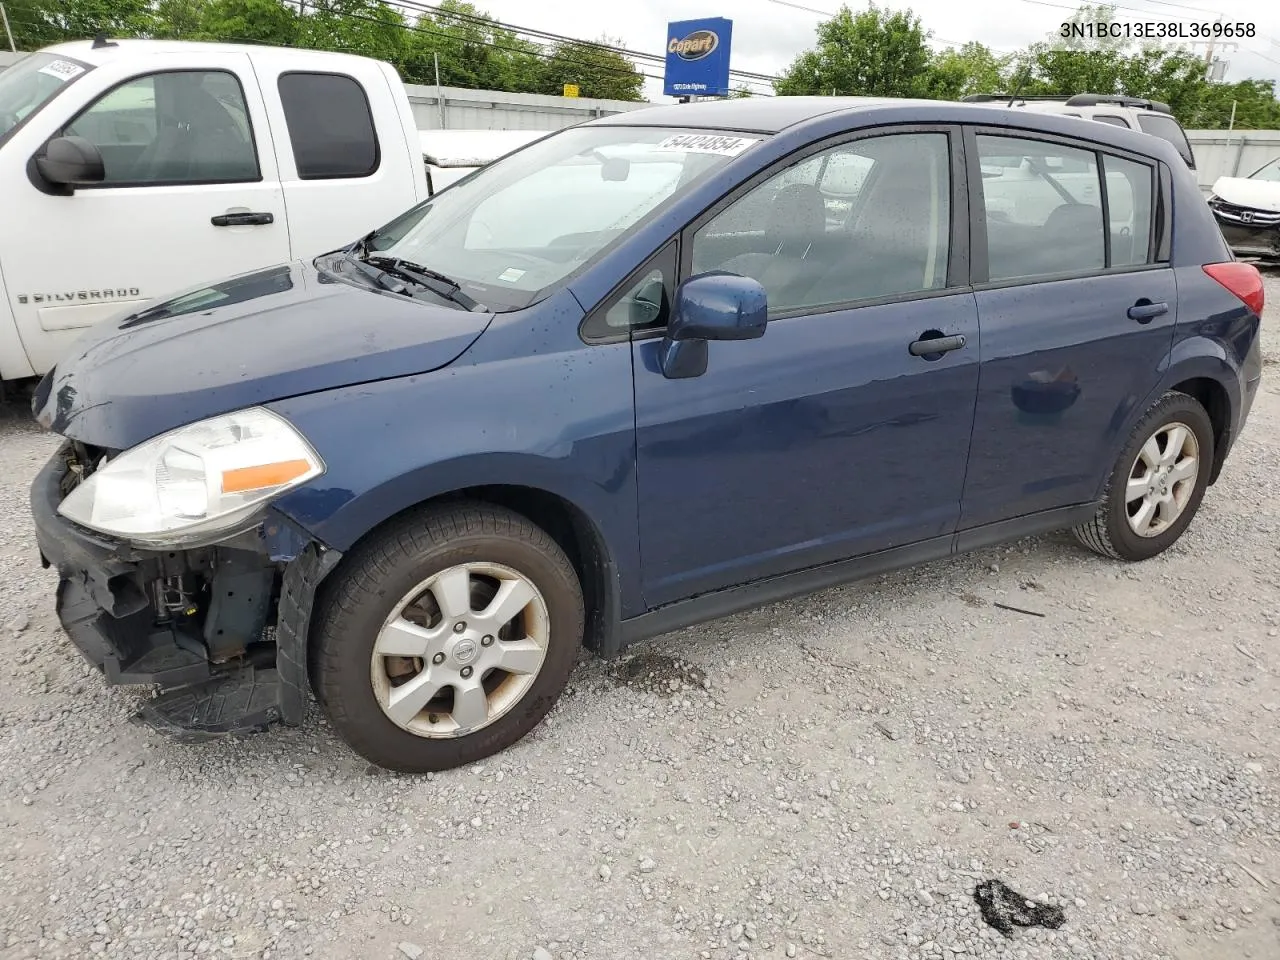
[
  {"xmin": 0, "ymin": 53, "xmax": 93, "ymax": 145},
  {"xmin": 1250, "ymin": 157, "xmax": 1280, "ymax": 182},
  {"xmin": 362, "ymin": 126, "xmax": 763, "ymax": 310}
]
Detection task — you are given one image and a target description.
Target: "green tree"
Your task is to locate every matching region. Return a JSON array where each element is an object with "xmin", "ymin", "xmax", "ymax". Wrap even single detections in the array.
[
  {"xmin": 151, "ymin": 0, "xmax": 210, "ymax": 40},
  {"xmin": 198, "ymin": 0, "xmax": 298, "ymax": 45},
  {"xmin": 928, "ymin": 41, "xmax": 1012, "ymax": 99},
  {"xmin": 4, "ymin": 0, "xmax": 156, "ymax": 48},
  {"xmin": 299, "ymin": 0, "xmax": 403, "ymax": 62},
  {"xmin": 1184, "ymin": 78, "xmax": 1280, "ymax": 129},
  {"xmin": 774, "ymin": 4, "xmax": 935, "ymax": 98},
  {"xmin": 399, "ymin": 0, "xmax": 541, "ymax": 91},
  {"xmin": 1015, "ymin": 4, "xmax": 1278, "ymax": 127},
  {"xmin": 536, "ymin": 37, "xmax": 643, "ymax": 101}
]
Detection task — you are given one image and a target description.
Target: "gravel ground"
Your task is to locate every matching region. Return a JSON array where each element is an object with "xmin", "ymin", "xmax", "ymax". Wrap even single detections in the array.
[{"xmin": 2, "ymin": 274, "xmax": 1279, "ymax": 960}]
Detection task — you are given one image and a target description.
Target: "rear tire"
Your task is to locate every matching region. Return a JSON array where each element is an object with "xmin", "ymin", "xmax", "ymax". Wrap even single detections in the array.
[
  {"xmin": 1073, "ymin": 391, "xmax": 1214, "ymax": 561},
  {"xmin": 310, "ymin": 503, "xmax": 583, "ymax": 773}
]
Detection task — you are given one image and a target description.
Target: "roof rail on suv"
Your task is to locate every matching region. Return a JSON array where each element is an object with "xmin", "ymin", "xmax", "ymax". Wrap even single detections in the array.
[
  {"xmin": 961, "ymin": 94, "xmax": 1072, "ymax": 103},
  {"xmin": 960, "ymin": 92, "xmax": 1173, "ymax": 114}
]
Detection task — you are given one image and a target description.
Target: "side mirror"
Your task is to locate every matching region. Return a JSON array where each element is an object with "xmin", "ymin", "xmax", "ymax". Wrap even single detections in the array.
[
  {"xmin": 35, "ymin": 136, "xmax": 105, "ymax": 191},
  {"xmin": 659, "ymin": 272, "xmax": 767, "ymax": 379}
]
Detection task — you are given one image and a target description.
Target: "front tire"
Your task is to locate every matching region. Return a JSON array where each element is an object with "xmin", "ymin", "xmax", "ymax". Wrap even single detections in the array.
[
  {"xmin": 1073, "ymin": 391, "xmax": 1214, "ymax": 561},
  {"xmin": 310, "ymin": 503, "xmax": 584, "ymax": 773}
]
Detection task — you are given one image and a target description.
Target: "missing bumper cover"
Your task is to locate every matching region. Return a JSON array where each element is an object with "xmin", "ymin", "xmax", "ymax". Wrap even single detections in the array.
[{"xmin": 33, "ymin": 445, "xmax": 343, "ymax": 740}]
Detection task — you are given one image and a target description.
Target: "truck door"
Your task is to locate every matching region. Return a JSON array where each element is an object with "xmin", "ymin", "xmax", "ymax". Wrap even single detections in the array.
[
  {"xmin": 0, "ymin": 51, "xmax": 289, "ymax": 377},
  {"xmin": 255, "ymin": 60, "xmax": 421, "ymax": 259}
]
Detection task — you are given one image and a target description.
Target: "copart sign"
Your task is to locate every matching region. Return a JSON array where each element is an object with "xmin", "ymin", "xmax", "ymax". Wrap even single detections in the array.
[{"xmin": 663, "ymin": 17, "xmax": 734, "ymax": 98}]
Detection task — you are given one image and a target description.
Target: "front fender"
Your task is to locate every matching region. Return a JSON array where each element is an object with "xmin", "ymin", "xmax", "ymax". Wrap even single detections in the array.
[{"xmin": 265, "ymin": 337, "xmax": 643, "ymax": 619}]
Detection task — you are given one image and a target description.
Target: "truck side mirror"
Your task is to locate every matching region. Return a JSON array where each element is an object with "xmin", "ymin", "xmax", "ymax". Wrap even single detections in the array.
[{"xmin": 34, "ymin": 136, "xmax": 106, "ymax": 191}]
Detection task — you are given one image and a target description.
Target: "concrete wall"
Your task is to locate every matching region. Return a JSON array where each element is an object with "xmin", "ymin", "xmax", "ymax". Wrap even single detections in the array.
[
  {"xmin": 403, "ymin": 82, "xmax": 654, "ymax": 132},
  {"xmin": 1186, "ymin": 130, "xmax": 1280, "ymax": 191}
]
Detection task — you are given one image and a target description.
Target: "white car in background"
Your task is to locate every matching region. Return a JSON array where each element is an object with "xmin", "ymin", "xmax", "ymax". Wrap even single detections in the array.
[{"xmin": 1208, "ymin": 157, "xmax": 1280, "ymax": 261}]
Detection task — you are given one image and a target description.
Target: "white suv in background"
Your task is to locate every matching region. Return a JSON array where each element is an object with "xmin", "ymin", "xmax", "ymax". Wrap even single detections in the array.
[{"xmin": 961, "ymin": 93, "xmax": 1197, "ymax": 170}]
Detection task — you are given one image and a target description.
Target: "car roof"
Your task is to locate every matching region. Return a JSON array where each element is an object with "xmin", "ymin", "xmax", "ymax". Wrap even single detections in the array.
[
  {"xmin": 588, "ymin": 96, "xmax": 1180, "ymax": 164},
  {"xmin": 586, "ymin": 96, "xmax": 916, "ymax": 134},
  {"xmin": 43, "ymin": 37, "xmax": 383, "ymax": 71}
]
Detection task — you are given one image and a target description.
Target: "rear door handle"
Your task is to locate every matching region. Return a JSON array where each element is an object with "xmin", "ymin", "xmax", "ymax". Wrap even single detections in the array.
[
  {"xmin": 1127, "ymin": 300, "xmax": 1168, "ymax": 323},
  {"xmin": 909, "ymin": 333, "xmax": 967, "ymax": 357},
  {"xmin": 211, "ymin": 211, "xmax": 274, "ymax": 227}
]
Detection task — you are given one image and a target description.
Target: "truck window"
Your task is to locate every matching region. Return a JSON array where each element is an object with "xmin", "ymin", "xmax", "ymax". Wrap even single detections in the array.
[
  {"xmin": 1135, "ymin": 113, "xmax": 1195, "ymax": 167},
  {"xmin": 63, "ymin": 70, "xmax": 259, "ymax": 185},
  {"xmin": 1093, "ymin": 115, "xmax": 1129, "ymax": 127},
  {"xmin": 277, "ymin": 72, "xmax": 379, "ymax": 180}
]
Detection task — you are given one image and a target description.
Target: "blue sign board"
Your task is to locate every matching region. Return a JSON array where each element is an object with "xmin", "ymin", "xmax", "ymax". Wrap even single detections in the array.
[{"xmin": 663, "ymin": 17, "xmax": 733, "ymax": 98}]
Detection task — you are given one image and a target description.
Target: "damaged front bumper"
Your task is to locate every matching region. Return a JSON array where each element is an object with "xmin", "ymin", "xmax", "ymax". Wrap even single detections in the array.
[
  {"xmin": 1210, "ymin": 202, "xmax": 1280, "ymax": 259},
  {"xmin": 30, "ymin": 444, "xmax": 341, "ymax": 740}
]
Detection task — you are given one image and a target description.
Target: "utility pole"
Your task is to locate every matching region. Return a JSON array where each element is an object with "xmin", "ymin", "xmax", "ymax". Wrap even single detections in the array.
[
  {"xmin": 1185, "ymin": 14, "xmax": 1239, "ymax": 80},
  {"xmin": 0, "ymin": 3, "xmax": 16, "ymax": 54},
  {"xmin": 434, "ymin": 52, "xmax": 445, "ymax": 129}
]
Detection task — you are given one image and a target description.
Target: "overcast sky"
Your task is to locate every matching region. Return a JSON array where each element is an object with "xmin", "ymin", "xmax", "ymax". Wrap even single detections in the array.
[{"xmin": 474, "ymin": 0, "xmax": 1280, "ymax": 100}]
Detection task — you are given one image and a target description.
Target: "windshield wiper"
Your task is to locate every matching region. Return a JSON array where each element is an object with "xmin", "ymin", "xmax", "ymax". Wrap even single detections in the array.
[
  {"xmin": 343, "ymin": 253, "xmax": 413, "ymax": 295},
  {"xmin": 362, "ymin": 255, "xmax": 485, "ymax": 312}
]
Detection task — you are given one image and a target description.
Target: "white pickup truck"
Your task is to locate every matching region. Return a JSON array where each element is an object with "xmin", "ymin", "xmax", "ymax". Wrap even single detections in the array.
[{"xmin": 0, "ymin": 38, "xmax": 544, "ymax": 386}]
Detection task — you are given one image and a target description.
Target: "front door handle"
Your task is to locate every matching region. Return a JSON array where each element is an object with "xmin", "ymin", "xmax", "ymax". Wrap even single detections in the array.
[
  {"xmin": 211, "ymin": 211, "xmax": 274, "ymax": 227},
  {"xmin": 909, "ymin": 333, "xmax": 967, "ymax": 357},
  {"xmin": 1127, "ymin": 300, "xmax": 1168, "ymax": 323}
]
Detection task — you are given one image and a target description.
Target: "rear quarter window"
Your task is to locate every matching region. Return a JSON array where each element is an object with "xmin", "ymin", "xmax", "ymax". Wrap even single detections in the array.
[{"xmin": 277, "ymin": 72, "xmax": 379, "ymax": 179}]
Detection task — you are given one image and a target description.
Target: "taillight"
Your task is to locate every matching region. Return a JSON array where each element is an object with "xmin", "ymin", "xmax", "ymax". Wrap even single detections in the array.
[{"xmin": 1203, "ymin": 261, "xmax": 1264, "ymax": 317}]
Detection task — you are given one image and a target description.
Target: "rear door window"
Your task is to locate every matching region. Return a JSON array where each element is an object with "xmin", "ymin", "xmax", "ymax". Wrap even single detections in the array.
[
  {"xmin": 976, "ymin": 133, "xmax": 1158, "ymax": 281},
  {"xmin": 977, "ymin": 135, "xmax": 1104, "ymax": 281},
  {"xmin": 1136, "ymin": 113, "xmax": 1194, "ymax": 167},
  {"xmin": 1093, "ymin": 115, "xmax": 1129, "ymax": 127},
  {"xmin": 277, "ymin": 72, "xmax": 379, "ymax": 179}
]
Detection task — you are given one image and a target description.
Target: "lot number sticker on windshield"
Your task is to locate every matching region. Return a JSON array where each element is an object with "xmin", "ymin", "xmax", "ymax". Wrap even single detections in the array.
[
  {"xmin": 655, "ymin": 134, "xmax": 759, "ymax": 156},
  {"xmin": 37, "ymin": 60, "xmax": 86, "ymax": 82}
]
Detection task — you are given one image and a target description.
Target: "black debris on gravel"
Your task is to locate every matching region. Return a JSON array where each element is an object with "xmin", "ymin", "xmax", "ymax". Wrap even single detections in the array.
[{"xmin": 973, "ymin": 879, "xmax": 1067, "ymax": 938}]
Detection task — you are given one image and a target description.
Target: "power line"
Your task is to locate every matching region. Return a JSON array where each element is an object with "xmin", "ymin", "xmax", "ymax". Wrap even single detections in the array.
[
  {"xmin": 1021, "ymin": 0, "xmax": 1196, "ymax": 21},
  {"xmin": 333, "ymin": 8, "xmax": 668, "ymax": 85},
  {"xmin": 764, "ymin": 0, "xmax": 837, "ymax": 15},
  {"xmin": 1122, "ymin": 0, "xmax": 1225, "ymax": 15},
  {"xmin": 1244, "ymin": 46, "xmax": 1280, "ymax": 68}
]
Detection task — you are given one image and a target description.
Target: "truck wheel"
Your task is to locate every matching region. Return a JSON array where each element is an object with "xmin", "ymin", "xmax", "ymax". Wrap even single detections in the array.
[
  {"xmin": 1073, "ymin": 391, "xmax": 1214, "ymax": 562},
  {"xmin": 310, "ymin": 503, "xmax": 584, "ymax": 773}
]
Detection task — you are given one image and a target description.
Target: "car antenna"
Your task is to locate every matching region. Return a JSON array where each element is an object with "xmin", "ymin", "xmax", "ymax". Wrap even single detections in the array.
[
  {"xmin": 92, "ymin": 32, "xmax": 118, "ymax": 49},
  {"xmin": 1006, "ymin": 60, "xmax": 1031, "ymax": 107}
]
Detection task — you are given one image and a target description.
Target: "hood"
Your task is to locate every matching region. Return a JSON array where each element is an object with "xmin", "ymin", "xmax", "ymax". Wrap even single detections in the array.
[
  {"xmin": 32, "ymin": 259, "xmax": 492, "ymax": 450},
  {"xmin": 1211, "ymin": 176, "xmax": 1280, "ymax": 213}
]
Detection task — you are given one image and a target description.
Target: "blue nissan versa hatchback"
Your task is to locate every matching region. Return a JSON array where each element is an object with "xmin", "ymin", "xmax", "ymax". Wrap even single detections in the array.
[{"xmin": 31, "ymin": 98, "xmax": 1264, "ymax": 772}]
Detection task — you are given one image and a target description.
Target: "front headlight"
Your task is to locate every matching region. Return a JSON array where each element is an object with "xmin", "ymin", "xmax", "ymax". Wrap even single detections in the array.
[{"xmin": 58, "ymin": 407, "xmax": 325, "ymax": 547}]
